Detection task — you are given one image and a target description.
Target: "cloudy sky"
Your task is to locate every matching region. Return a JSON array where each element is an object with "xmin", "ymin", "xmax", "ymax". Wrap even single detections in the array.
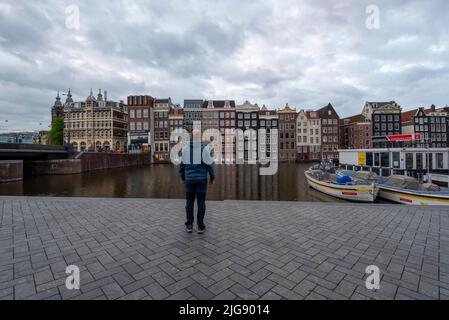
[{"xmin": 1, "ymin": 0, "xmax": 449, "ymax": 132}]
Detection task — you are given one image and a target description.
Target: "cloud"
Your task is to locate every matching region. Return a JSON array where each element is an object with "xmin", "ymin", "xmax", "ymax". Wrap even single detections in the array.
[{"xmin": 0, "ymin": 0, "xmax": 449, "ymax": 131}]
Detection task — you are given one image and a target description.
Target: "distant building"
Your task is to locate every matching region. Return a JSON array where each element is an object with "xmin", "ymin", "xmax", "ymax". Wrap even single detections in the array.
[
  {"xmin": 236, "ymin": 101, "xmax": 260, "ymax": 162},
  {"xmin": 183, "ymin": 99, "xmax": 204, "ymax": 132},
  {"xmin": 202, "ymin": 100, "xmax": 236, "ymax": 163},
  {"xmin": 362, "ymin": 101, "xmax": 402, "ymax": 148},
  {"xmin": 296, "ymin": 110, "xmax": 321, "ymax": 161},
  {"xmin": 414, "ymin": 106, "xmax": 449, "ymax": 148},
  {"xmin": 278, "ymin": 103, "xmax": 297, "ymax": 161},
  {"xmin": 339, "ymin": 114, "xmax": 372, "ymax": 150},
  {"xmin": 0, "ymin": 132, "xmax": 33, "ymax": 144},
  {"xmin": 258, "ymin": 105, "xmax": 279, "ymax": 160},
  {"xmin": 63, "ymin": 89, "xmax": 128, "ymax": 152},
  {"xmin": 153, "ymin": 98, "xmax": 175, "ymax": 162},
  {"xmin": 169, "ymin": 107, "xmax": 184, "ymax": 152},
  {"xmin": 317, "ymin": 103, "xmax": 340, "ymax": 161},
  {"xmin": 51, "ymin": 92, "xmax": 64, "ymax": 125},
  {"xmin": 32, "ymin": 131, "xmax": 49, "ymax": 145},
  {"xmin": 127, "ymin": 95, "xmax": 154, "ymax": 154}
]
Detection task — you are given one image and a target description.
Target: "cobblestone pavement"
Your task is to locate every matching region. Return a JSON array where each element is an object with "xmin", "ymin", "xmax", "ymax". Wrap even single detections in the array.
[{"xmin": 1, "ymin": 196, "xmax": 449, "ymax": 300}]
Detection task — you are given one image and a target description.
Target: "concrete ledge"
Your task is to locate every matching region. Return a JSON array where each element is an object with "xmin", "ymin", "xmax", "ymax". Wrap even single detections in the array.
[
  {"xmin": 0, "ymin": 160, "xmax": 23, "ymax": 183},
  {"xmin": 24, "ymin": 159, "xmax": 82, "ymax": 175}
]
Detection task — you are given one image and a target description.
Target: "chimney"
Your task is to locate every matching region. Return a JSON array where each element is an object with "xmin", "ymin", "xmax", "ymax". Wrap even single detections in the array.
[
  {"xmin": 104, "ymin": 90, "xmax": 108, "ymax": 101},
  {"xmin": 430, "ymin": 104, "xmax": 436, "ymax": 112}
]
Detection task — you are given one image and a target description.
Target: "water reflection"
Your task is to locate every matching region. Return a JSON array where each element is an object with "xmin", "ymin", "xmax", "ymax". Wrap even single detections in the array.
[{"xmin": 0, "ymin": 163, "xmax": 347, "ymax": 202}]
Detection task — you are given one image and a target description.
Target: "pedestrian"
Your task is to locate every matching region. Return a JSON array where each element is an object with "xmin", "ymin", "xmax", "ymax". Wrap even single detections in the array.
[{"xmin": 178, "ymin": 129, "xmax": 215, "ymax": 234}]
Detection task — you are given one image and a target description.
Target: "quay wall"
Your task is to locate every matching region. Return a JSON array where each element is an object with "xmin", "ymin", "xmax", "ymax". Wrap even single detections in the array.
[
  {"xmin": 23, "ymin": 153, "xmax": 152, "ymax": 176},
  {"xmin": 77, "ymin": 153, "xmax": 152, "ymax": 172},
  {"xmin": 0, "ymin": 160, "xmax": 23, "ymax": 183}
]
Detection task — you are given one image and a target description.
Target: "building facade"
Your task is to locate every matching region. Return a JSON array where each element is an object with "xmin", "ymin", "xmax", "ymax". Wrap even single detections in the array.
[
  {"xmin": 362, "ymin": 101, "xmax": 402, "ymax": 148},
  {"xmin": 318, "ymin": 103, "xmax": 339, "ymax": 161},
  {"xmin": 183, "ymin": 99, "xmax": 203, "ymax": 132},
  {"xmin": 278, "ymin": 104, "xmax": 297, "ymax": 161},
  {"xmin": 296, "ymin": 110, "xmax": 321, "ymax": 161},
  {"xmin": 414, "ymin": 107, "xmax": 449, "ymax": 148},
  {"xmin": 236, "ymin": 101, "xmax": 260, "ymax": 162},
  {"xmin": 51, "ymin": 92, "xmax": 64, "ymax": 125},
  {"xmin": 127, "ymin": 95, "xmax": 154, "ymax": 153},
  {"xmin": 169, "ymin": 107, "xmax": 184, "ymax": 152},
  {"xmin": 63, "ymin": 89, "xmax": 128, "ymax": 152},
  {"xmin": 258, "ymin": 106, "xmax": 279, "ymax": 161},
  {"xmin": 153, "ymin": 98, "xmax": 175, "ymax": 162},
  {"xmin": 340, "ymin": 114, "xmax": 372, "ymax": 150}
]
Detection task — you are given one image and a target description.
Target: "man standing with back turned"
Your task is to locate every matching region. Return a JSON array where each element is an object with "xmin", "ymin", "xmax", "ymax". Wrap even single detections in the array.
[{"xmin": 178, "ymin": 129, "xmax": 215, "ymax": 234}]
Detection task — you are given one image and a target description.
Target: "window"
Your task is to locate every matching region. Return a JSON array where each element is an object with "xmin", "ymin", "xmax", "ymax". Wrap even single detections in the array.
[
  {"xmin": 143, "ymin": 109, "xmax": 148, "ymax": 118},
  {"xmin": 434, "ymin": 153, "xmax": 444, "ymax": 169},
  {"xmin": 374, "ymin": 153, "xmax": 380, "ymax": 167},
  {"xmin": 136, "ymin": 110, "xmax": 142, "ymax": 118},
  {"xmin": 130, "ymin": 110, "xmax": 135, "ymax": 118},
  {"xmin": 406, "ymin": 153, "xmax": 413, "ymax": 170},
  {"xmin": 144, "ymin": 122, "xmax": 149, "ymax": 130},
  {"xmin": 416, "ymin": 153, "xmax": 423, "ymax": 170},
  {"xmin": 381, "ymin": 152, "xmax": 390, "ymax": 167}
]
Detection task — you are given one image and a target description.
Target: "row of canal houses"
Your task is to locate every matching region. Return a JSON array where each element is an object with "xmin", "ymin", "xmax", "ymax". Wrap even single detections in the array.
[
  {"xmin": 127, "ymin": 96, "xmax": 342, "ymax": 163},
  {"xmin": 52, "ymin": 91, "xmax": 449, "ymax": 164}
]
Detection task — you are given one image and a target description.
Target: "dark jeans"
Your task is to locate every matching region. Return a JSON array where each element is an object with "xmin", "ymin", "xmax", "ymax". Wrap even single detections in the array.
[{"xmin": 185, "ymin": 180, "xmax": 207, "ymax": 229}]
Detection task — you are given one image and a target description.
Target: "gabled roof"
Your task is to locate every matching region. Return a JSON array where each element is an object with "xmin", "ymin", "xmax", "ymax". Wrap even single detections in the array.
[
  {"xmin": 305, "ymin": 110, "xmax": 320, "ymax": 120},
  {"xmin": 202, "ymin": 100, "xmax": 236, "ymax": 109},
  {"xmin": 402, "ymin": 106, "xmax": 434, "ymax": 124},
  {"xmin": 154, "ymin": 98, "xmax": 170, "ymax": 104},
  {"xmin": 317, "ymin": 103, "xmax": 339, "ymax": 118},
  {"xmin": 278, "ymin": 103, "xmax": 296, "ymax": 113},
  {"xmin": 341, "ymin": 114, "xmax": 367, "ymax": 125},
  {"xmin": 236, "ymin": 100, "xmax": 260, "ymax": 112}
]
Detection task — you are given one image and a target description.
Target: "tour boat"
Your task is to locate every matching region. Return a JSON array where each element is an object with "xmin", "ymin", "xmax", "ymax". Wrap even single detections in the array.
[
  {"xmin": 305, "ymin": 169, "xmax": 379, "ymax": 203},
  {"xmin": 377, "ymin": 175, "xmax": 449, "ymax": 206}
]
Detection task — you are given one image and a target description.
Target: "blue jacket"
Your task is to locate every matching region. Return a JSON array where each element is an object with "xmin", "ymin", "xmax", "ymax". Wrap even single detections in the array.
[{"xmin": 178, "ymin": 142, "xmax": 215, "ymax": 182}]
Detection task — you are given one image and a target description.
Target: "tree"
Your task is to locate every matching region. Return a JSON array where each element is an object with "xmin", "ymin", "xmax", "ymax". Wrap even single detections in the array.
[{"xmin": 48, "ymin": 116, "xmax": 64, "ymax": 145}]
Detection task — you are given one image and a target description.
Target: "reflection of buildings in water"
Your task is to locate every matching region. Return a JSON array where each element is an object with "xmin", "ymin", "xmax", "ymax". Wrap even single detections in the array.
[
  {"xmin": 258, "ymin": 165, "xmax": 280, "ymax": 201},
  {"xmin": 237, "ymin": 165, "xmax": 259, "ymax": 200}
]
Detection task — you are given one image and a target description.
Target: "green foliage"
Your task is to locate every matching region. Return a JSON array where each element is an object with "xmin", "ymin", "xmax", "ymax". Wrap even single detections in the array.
[{"xmin": 48, "ymin": 117, "xmax": 64, "ymax": 145}]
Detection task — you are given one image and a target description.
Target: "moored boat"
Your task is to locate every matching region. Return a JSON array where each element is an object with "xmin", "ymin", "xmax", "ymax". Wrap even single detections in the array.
[
  {"xmin": 377, "ymin": 175, "xmax": 449, "ymax": 206},
  {"xmin": 305, "ymin": 169, "xmax": 379, "ymax": 203}
]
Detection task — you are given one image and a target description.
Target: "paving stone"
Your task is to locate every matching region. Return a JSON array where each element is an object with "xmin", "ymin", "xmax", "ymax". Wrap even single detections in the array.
[
  {"xmin": 145, "ymin": 282, "xmax": 170, "ymax": 300},
  {"xmin": 1, "ymin": 197, "xmax": 448, "ymax": 300}
]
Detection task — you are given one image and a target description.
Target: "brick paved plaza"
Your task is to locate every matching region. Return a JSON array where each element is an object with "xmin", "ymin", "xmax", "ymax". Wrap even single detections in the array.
[{"xmin": 1, "ymin": 196, "xmax": 449, "ymax": 300}]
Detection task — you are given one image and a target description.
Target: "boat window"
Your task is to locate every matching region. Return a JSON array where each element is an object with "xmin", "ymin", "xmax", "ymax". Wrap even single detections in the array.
[
  {"xmin": 429, "ymin": 153, "xmax": 433, "ymax": 170},
  {"xmin": 436, "ymin": 153, "xmax": 444, "ymax": 169},
  {"xmin": 374, "ymin": 153, "xmax": 380, "ymax": 167},
  {"xmin": 381, "ymin": 152, "xmax": 390, "ymax": 167},
  {"xmin": 366, "ymin": 152, "xmax": 373, "ymax": 166},
  {"xmin": 406, "ymin": 153, "xmax": 413, "ymax": 170},
  {"xmin": 416, "ymin": 153, "xmax": 423, "ymax": 171},
  {"xmin": 392, "ymin": 152, "xmax": 400, "ymax": 168}
]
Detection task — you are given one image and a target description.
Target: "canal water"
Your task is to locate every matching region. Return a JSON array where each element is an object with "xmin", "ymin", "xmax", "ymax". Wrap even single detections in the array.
[{"xmin": 0, "ymin": 163, "xmax": 347, "ymax": 202}]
